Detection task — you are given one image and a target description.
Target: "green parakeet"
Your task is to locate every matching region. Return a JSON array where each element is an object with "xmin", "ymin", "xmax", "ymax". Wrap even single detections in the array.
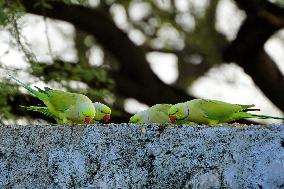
[
  {"xmin": 129, "ymin": 104, "xmax": 172, "ymax": 124},
  {"xmin": 168, "ymin": 99, "xmax": 284, "ymax": 125},
  {"xmin": 21, "ymin": 102, "xmax": 111, "ymax": 123},
  {"xmin": 93, "ymin": 102, "xmax": 111, "ymax": 122},
  {"xmin": 10, "ymin": 75, "xmax": 95, "ymax": 124}
]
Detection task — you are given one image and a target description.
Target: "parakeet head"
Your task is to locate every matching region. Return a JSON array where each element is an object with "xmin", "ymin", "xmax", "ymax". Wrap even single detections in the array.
[
  {"xmin": 93, "ymin": 102, "xmax": 111, "ymax": 122},
  {"xmin": 78, "ymin": 102, "xmax": 96, "ymax": 124},
  {"xmin": 129, "ymin": 111, "xmax": 148, "ymax": 124},
  {"xmin": 168, "ymin": 103, "xmax": 190, "ymax": 123}
]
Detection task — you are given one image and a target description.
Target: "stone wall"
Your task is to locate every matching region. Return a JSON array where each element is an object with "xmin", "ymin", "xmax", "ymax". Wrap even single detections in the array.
[{"xmin": 0, "ymin": 124, "xmax": 284, "ymax": 188}]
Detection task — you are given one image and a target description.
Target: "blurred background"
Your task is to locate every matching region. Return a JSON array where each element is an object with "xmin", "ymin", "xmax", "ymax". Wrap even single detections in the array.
[{"xmin": 0, "ymin": 0, "xmax": 283, "ymax": 124}]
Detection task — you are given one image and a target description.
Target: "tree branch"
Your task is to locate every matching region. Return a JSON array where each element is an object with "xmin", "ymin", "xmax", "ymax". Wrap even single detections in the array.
[
  {"xmin": 224, "ymin": 0, "xmax": 284, "ymax": 112},
  {"xmin": 21, "ymin": 0, "xmax": 193, "ymax": 105}
]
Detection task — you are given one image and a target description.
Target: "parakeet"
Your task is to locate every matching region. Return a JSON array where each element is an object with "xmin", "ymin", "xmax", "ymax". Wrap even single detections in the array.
[
  {"xmin": 10, "ymin": 75, "xmax": 95, "ymax": 124},
  {"xmin": 93, "ymin": 102, "xmax": 111, "ymax": 123},
  {"xmin": 168, "ymin": 99, "xmax": 284, "ymax": 125},
  {"xmin": 129, "ymin": 104, "xmax": 172, "ymax": 124},
  {"xmin": 20, "ymin": 105, "xmax": 63, "ymax": 123},
  {"xmin": 21, "ymin": 102, "xmax": 111, "ymax": 123}
]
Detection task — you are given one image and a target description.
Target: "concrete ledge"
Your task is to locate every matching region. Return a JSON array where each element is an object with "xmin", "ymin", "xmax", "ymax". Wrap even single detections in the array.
[{"xmin": 0, "ymin": 124, "xmax": 284, "ymax": 188}]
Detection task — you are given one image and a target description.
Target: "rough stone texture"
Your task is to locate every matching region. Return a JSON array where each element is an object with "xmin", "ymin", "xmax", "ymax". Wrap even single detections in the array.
[{"xmin": 0, "ymin": 124, "xmax": 284, "ymax": 188}]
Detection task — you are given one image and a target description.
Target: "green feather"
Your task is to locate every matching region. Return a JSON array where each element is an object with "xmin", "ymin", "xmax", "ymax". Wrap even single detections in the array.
[
  {"xmin": 130, "ymin": 104, "xmax": 172, "ymax": 124},
  {"xmin": 10, "ymin": 75, "xmax": 95, "ymax": 123},
  {"xmin": 169, "ymin": 99, "xmax": 284, "ymax": 125}
]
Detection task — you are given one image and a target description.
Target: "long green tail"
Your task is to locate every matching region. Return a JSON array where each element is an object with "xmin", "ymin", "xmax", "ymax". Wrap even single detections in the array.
[
  {"xmin": 9, "ymin": 74, "xmax": 47, "ymax": 101},
  {"xmin": 250, "ymin": 114, "xmax": 284, "ymax": 120},
  {"xmin": 20, "ymin": 105, "xmax": 61, "ymax": 123},
  {"xmin": 244, "ymin": 108, "xmax": 261, "ymax": 112},
  {"xmin": 20, "ymin": 105, "xmax": 53, "ymax": 117},
  {"xmin": 230, "ymin": 112, "xmax": 284, "ymax": 122}
]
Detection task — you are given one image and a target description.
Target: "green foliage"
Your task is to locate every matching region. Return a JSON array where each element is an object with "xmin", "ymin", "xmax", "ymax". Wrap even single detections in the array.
[
  {"xmin": 31, "ymin": 61, "xmax": 113, "ymax": 85},
  {"xmin": 0, "ymin": 82, "xmax": 18, "ymax": 120},
  {"xmin": 273, "ymin": 0, "xmax": 284, "ymax": 7},
  {"xmin": 0, "ymin": 1, "xmax": 24, "ymax": 26},
  {"xmin": 0, "ymin": 1, "xmax": 38, "ymax": 65},
  {"xmin": 34, "ymin": 0, "xmax": 88, "ymax": 8},
  {"xmin": 61, "ymin": 0, "xmax": 88, "ymax": 5},
  {"xmin": 30, "ymin": 60, "xmax": 114, "ymax": 104}
]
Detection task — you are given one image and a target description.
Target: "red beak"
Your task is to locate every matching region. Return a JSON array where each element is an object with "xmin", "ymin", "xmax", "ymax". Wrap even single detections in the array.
[
  {"xmin": 85, "ymin": 117, "xmax": 91, "ymax": 124},
  {"xmin": 169, "ymin": 115, "xmax": 176, "ymax": 123},
  {"xmin": 103, "ymin": 114, "xmax": 111, "ymax": 122}
]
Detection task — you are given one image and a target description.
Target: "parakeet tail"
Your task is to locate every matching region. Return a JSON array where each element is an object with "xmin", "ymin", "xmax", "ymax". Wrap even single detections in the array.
[
  {"xmin": 20, "ymin": 105, "xmax": 42, "ymax": 113},
  {"xmin": 20, "ymin": 105, "xmax": 40, "ymax": 111},
  {"xmin": 250, "ymin": 114, "xmax": 284, "ymax": 120},
  {"xmin": 9, "ymin": 75, "xmax": 38, "ymax": 94},
  {"xmin": 9, "ymin": 75, "xmax": 47, "ymax": 101},
  {"xmin": 231, "ymin": 112, "xmax": 284, "ymax": 122},
  {"xmin": 20, "ymin": 105, "xmax": 54, "ymax": 118},
  {"xmin": 243, "ymin": 108, "xmax": 261, "ymax": 112}
]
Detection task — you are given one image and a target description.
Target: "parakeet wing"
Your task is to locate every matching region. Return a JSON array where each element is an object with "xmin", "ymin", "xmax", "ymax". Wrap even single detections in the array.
[
  {"xmin": 154, "ymin": 104, "xmax": 172, "ymax": 113},
  {"xmin": 149, "ymin": 104, "xmax": 172, "ymax": 123},
  {"xmin": 44, "ymin": 88, "xmax": 81, "ymax": 111},
  {"xmin": 150, "ymin": 110, "xmax": 168, "ymax": 123},
  {"xmin": 197, "ymin": 99, "xmax": 254, "ymax": 120}
]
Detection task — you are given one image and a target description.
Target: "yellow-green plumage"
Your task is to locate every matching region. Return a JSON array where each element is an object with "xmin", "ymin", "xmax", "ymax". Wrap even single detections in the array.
[
  {"xmin": 21, "ymin": 102, "xmax": 111, "ymax": 123},
  {"xmin": 129, "ymin": 104, "xmax": 172, "ymax": 124},
  {"xmin": 168, "ymin": 99, "xmax": 284, "ymax": 125},
  {"xmin": 93, "ymin": 102, "xmax": 111, "ymax": 123},
  {"xmin": 10, "ymin": 75, "xmax": 95, "ymax": 124},
  {"xmin": 20, "ymin": 105, "xmax": 63, "ymax": 123}
]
